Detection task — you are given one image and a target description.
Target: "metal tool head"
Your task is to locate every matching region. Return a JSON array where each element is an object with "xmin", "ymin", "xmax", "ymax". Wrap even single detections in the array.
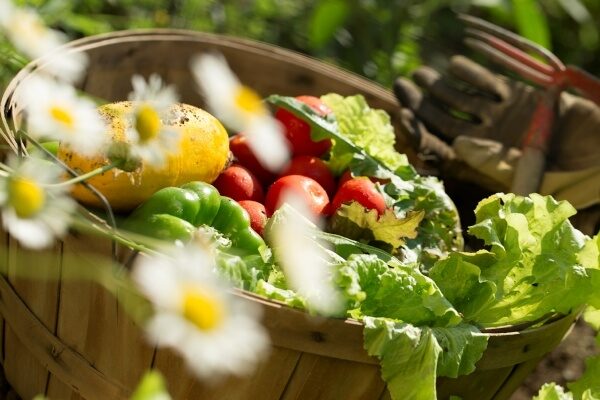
[
  {"xmin": 459, "ymin": 14, "xmax": 600, "ymax": 104},
  {"xmin": 458, "ymin": 14, "xmax": 566, "ymax": 88}
]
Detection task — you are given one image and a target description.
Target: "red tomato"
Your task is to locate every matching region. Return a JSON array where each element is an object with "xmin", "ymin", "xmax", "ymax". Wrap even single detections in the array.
[
  {"xmin": 280, "ymin": 155, "xmax": 336, "ymax": 196},
  {"xmin": 296, "ymin": 95, "xmax": 332, "ymax": 116},
  {"xmin": 337, "ymin": 170, "xmax": 354, "ymax": 189},
  {"xmin": 337, "ymin": 170, "xmax": 390, "ymax": 190},
  {"xmin": 265, "ymin": 175, "xmax": 330, "ymax": 217},
  {"xmin": 275, "ymin": 96, "xmax": 332, "ymax": 157},
  {"xmin": 332, "ymin": 177, "xmax": 386, "ymax": 215},
  {"xmin": 229, "ymin": 134, "xmax": 278, "ymax": 185},
  {"xmin": 238, "ymin": 200, "xmax": 268, "ymax": 236},
  {"xmin": 213, "ymin": 164, "xmax": 264, "ymax": 202}
]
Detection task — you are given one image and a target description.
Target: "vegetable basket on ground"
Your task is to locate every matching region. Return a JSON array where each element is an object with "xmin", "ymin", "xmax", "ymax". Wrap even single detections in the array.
[{"xmin": 0, "ymin": 30, "xmax": 591, "ymax": 400}]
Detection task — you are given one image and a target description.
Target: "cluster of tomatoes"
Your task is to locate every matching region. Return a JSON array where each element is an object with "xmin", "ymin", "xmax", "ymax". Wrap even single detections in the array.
[{"xmin": 213, "ymin": 96, "xmax": 386, "ymax": 236}]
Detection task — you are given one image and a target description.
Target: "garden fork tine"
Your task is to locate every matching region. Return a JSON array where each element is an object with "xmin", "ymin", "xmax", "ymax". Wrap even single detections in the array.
[
  {"xmin": 463, "ymin": 29, "xmax": 557, "ymax": 87},
  {"xmin": 459, "ymin": 13, "xmax": 600, "ymax": 104},
  {"xmin": 457, "ymin": 14, "xmax": 565, "ymax": 195}
]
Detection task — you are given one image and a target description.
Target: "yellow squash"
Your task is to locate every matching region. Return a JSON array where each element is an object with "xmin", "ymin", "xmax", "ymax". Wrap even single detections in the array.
[{"xmin": 58, "ymin": 101, "xmax": 230, "ymax": 211}]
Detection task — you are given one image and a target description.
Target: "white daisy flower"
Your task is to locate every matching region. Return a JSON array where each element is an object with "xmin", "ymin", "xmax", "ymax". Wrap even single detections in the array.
[
  {"xmin": 132, "ymin": 246, "xmax": 270, "ymax": 380},
  {"xmin": 41, "ymin": 47, "xmax": 89, "ymax": 84},
  {"xmin": 1, "ymin": 5, "xmax": 87, "ymax": 82},
  {"xmin": 16, "ymin": 75, "xmax": 106, "ymax": 156},
  {"xmin": 270, "ymin": 193, "xmax": 344, "ymax": 317},
  {"xmin": 126, "ymin": 74, "xmax": 180, "ymax": 167},
  {"xmin": 0, "ymin": 0, "xmax": 15, "ymax": 27},
  {"xmin": 0, "ymin": 156, "xmax": 76, "ymax": 249},
  {"xmin": 191, "ymin": 53, "xmax": 290, "ymax": 172}
]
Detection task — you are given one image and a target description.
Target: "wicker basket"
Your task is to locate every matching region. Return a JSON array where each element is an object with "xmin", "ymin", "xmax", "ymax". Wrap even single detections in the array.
[{"xmin": 0, "ymin": 30, "xmax": 577, "ymax": 400}]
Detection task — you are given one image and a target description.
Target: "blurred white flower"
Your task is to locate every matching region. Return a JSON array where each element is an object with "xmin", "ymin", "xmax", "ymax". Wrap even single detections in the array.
[
  {"xmin": 0, "ymin": 156, "xmax": 76, "ymax": 249},
  {"xmin": 17, "ymin": 75, "xmax": 106, "ymax": 156},
  {"xmin": 41, "ymin": 48, "xmax": 89, "ymax": 84},
  {"xmin": 0, "ymin": 0, "xmax": 15, "ymax": 27},
  {"xmin": 0, "ymin": 3, "xmax": 87, "ymax": 82},
  {"xmin": 270, "ymin": 193, "xmax": 344, "ymax": 316},
  {"xmin": 126, "ymin": 74, "xmax": 180, "ymax": 167},
  {"xmin": 191, "ymin": 53, "xmax": 289, "ymax": 172},
  {"xmin": 132, "ymin": 246, "xmax": 270, "ymax": 380}
]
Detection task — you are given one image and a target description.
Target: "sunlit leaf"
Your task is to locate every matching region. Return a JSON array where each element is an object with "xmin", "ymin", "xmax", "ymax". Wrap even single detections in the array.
[
  {"xmin": 308, "ymin": 0, "xmax": 350, "ymax": 49},
  {"xmin": 512, "ymin": 0, "xmax": 551, "ymax": 50}
]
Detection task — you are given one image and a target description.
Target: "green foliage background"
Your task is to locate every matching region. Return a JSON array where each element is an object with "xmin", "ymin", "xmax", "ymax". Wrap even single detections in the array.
[{"xmin": 1, "ymin": 0, "xmax": 599, "ymax": 92}]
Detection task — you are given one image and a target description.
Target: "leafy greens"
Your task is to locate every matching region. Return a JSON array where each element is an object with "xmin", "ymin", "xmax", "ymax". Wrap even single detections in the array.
[
  {"xmin": 267, "ymin": 94, "xmax": 463, "ymax": 269},
  {"xmin": 211, "ymin": 95, "xmax": 600, "ymax": 400}
]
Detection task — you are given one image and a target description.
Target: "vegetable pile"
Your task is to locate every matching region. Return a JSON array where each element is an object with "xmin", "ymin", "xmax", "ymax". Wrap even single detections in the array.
[{"xmin": 120, "ymin": 94, "xmax": 600, "ymax": 400}]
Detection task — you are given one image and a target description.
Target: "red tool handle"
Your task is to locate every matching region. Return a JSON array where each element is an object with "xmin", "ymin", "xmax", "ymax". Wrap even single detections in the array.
[
  {"xmin": 565, "ymin": 66, "xmax": 600, "ymax": 105},
  {"xmin": 511, "ymin": 90, "xmax": 558, "ymax": 195}
]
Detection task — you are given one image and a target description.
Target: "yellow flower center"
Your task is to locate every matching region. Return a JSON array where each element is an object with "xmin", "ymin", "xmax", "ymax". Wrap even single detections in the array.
[
  {"xmin": 135, "ymin": 105, "xmax": 162, "ymax": 142},
  {"xmin": 50, "ymin": 106, "xmax": 75, "ymax": 130},
  {"xmin": 234, "ymin": 86, "xmax": 265, "ymax": 115},
  {"xmin": 8, "ymin": 178, "xmax": 46, "ymax": 218},
  {"xmin": 182, "ymin": 287, "xmax": 225, "ymax": 331}
]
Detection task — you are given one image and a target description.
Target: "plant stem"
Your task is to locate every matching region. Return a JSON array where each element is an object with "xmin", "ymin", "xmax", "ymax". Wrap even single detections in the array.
[
  {"xmin": 50, "ymin": 161, "xmax": 121, "ymax": 187},
  {"xmin": 70, "ymin": 214, "xmax": 159, "ymax": 255}
]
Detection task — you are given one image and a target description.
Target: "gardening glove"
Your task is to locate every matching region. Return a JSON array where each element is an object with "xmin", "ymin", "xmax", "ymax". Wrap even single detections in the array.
[{"xmin": 393, "ymin": 55, "xmax": 600, "ymax": 212}]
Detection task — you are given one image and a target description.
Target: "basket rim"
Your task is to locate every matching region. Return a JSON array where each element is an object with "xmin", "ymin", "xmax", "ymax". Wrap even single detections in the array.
[{"xmin": 234, "ymin": 288, "xmax": 578, "ymax": 369}]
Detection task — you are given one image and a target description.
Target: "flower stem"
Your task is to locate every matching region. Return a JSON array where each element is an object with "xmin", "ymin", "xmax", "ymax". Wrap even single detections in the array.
[
  {"xmin": 51, "ymin": 161, "xmax": 121, "ymax": 187},
  {"xmin": 70, "ymin": 214, "xmax": 160, "ymax": 255}
]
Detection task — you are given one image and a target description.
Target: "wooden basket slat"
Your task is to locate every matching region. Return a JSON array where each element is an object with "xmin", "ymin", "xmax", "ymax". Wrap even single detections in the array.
[
  {"xmin": 492, "ymin": 357, "xmax": 547, "ymax": 400},
  {"xmin": 379, "ymin": 389, "xmax": 392, "ymax": 400},
  {"xmin": 0, "ymin": 266, "xmax": 129, "ymax": 399},
  {"xmin": 46, "ymin": 375, "xmax": 86, "ymax": 400},
  {"xmin": 4, "ymin": 327, "xmax": 49, "ymax": 399},
  {"xmin": 239, "ymin": 290, "xmax": 375, "ymax": 365},
  {"xmin": 3, "ymin": 238, "xmax": 61, "ymax": 399},
  {"xmin": 55, "ymin": 234, "xmax": 154, "ymax": 399},
  {"xmin": 280, "ymin": 353, "xmax": 386, "ymax": 399},
  {"xmin": 476, "ymin": 313, "xmax": 576, "ymax": 369},
  {"xmin": 154, "ymin": 345, "xmax": 302, "ymax": 399},
  {"xmin": 0, "ymin": 229, "xmax": 7, "ymax": 364},
  {"xmin": 437, "ymin": 366, "xmax": 515, "ymax": 400}
]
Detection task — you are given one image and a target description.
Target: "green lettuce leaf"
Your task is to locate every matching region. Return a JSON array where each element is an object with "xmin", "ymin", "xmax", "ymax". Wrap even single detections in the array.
[
  {"xmin": 580, "ymin": 233, "xmax": 600, "ymax": 309},
  {"xmin": 329, "ymin": 202, "xmax": 424, "ymax": 251},
  {"xmin": 320, "ymin": 93, "xmax": 409, "ymax": 173},
  {"xmin": 335, "ymin": 254, "xmax": 461, "ymax": 326},
  {"xmin": 130, "ymin": 370, "xmax": 172, "ymax": 400},
  {"xmin": 363, "ymin": 318, "xmax": 488, "ymax": 400},
  {"xmin": 254, "ymin": 280, "xmax": 306, "ymax": 309},
  {"xmin": 430, "ymin": 193, "xmax": 598, "ymax": 327},
  {"xmin": 567, "ymin": 355, "xmax": 600, "ymax": 400},
  {"xmin": 583, "ymin": 306, "xmax": 600, "ymax": 346},
  {"xmin": 429, "ymin": 251, "xmax": 497, "ymax": 322},
  {"xmin": 533, "ymin": 383, "xmax": 573, "ymax": 400},
  {"xmin": 196, "ymin": 226, "xmax": 272, "ymax": 292},
  {"xmin": 364, "ymin": 318, "xmax": 440, "ymax": 400},
  {"xmin": 431, "ymin": 325, "xmax": 489, "ymax": 378}
]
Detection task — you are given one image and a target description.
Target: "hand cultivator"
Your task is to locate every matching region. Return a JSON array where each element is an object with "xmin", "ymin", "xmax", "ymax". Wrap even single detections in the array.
[{"xmin": 459, "ymin": 14, "xmax": 600, "ymax": 195}]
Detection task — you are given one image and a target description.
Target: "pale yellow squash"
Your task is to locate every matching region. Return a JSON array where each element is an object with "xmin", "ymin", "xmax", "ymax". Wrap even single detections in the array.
[{"xmin": 58, "ymin": 101, "xmax": 230, "ymax": 211}]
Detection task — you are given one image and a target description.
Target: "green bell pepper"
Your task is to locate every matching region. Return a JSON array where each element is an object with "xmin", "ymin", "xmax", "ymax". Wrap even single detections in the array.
[
  {"xmin": 127, "ymin": 187, "xmax": 201, "ymax": 223},
  {"xmin": 123, "ymin": 182, "xmax": 265, "ymax": 255},
  {"xmin": 180, "ymin": 181, "xmax": 221, "ymax": 226},
  {"xmin": 129, "ymin": 214, "xmax": 197, "ymax": 243}
]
